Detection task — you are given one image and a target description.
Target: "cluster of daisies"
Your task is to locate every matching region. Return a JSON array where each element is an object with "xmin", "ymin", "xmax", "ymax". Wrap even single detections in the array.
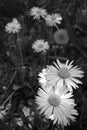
[
  {"xmin": 5, "ymin": 7, "xmax": 70, "ymax": 53},
  {"xmin": 30, "ymin": 7, "xmax": 62, "ymax": 27},
  {"xmin": 5, "ymin": 18, "xmax": 49, "ymax": 53},
  {"xmin": 30, "ymin": 7, "xmax": 69, "ymax": 50},
  {"xmin": 4, "ymin": 7, "xmax": 84, "ymax": 128},
  {"xmin": 36, "ymin": 59, "xmax": 84, "ymax": 127}
]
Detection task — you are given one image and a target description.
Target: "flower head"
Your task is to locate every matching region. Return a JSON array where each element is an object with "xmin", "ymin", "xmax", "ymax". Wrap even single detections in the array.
[
  {"xmin": 36, "ymin": 85, "xmax": 78, "ymax": 127},
  {"xmin": 54, "ymin": 29, "xmax": 69, "ymax": 45},
  {"xmin": 30, "ymin": 7, "xmax": 47, "ymax": 20},
  {"xmin": 32, "ymin": 39, "xmax": 49, "ymax": 53},
  {"xmin": 44, "ymin": 59, "xmax": 84, "ymax": 92},
  {"xmin": 5, "ymin": 18, "xmax": 22, "ymax": 33},
  {"xmin": 45, "ymin": 13, "xmax": 62, "ymax": 27}
]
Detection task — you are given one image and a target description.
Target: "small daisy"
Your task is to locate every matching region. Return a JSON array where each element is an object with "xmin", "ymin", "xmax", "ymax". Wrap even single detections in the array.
[
  {"xmin": 54, "ymin": 29, "xmax": 69, "ymax": 45},
  {"xmin": 5, "ymin": 18, "xmax": 22, "ymax": 33},
  {"xmin": 36, "ymin": 85, "xmax": 78, "ymax": 127},
  {"xmin": 45, "ymin": 13, "xmax": 62, "ymax": 27},
  {"xmin": 38, "ymin": 68, "xmax": 47, "ymax": 87},
  {"xmin": 45, "ymin": 59, "xmax": 84, "ymax": 92},
  {"xmin": 32, "ymin": 39, "xmax": 49, "ymax": 53},
  {"xmin": 30, "ymin": 7, "xmax": 47, "ymax": 20}
]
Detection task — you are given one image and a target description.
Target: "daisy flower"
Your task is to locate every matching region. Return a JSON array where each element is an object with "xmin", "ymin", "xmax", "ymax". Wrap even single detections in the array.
[
  {"xmin": 30, "ymin": 7, "xmax": 47, "ymax": 20},
  {"xmin": 45, "ymin": 13, "xmax": 62, "ymax": 27},
  {"xmin": 54, "ymin": 29, "xmax": 69, "ymax": 45},
  {"xmin": 5, "ymin": 18, "xmax": 22, "ymax": 33},
  {"xmin": 36, "ymin": 85, "xmax": 78, "ymax": 127},
  {"xmin": 45, "ymin": 59, "xmax": 84, "ymax": 92},
  {"xmin": 32, "ymin": 39, "xmax": 50, "ymax": 53}
]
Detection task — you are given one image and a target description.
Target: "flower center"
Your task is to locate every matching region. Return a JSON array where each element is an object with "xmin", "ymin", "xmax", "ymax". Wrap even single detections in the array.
[
  {"xmin": 48, "ymin": 94, "xmax": 60, "ymax": 107},
  {"xmin": 38, "ymin": 44, "xmax": 43, "ymax": 49},
  {"xmin": 58, "ymin": 67, "xmax": 70, "ymax": 79},
  {"xmin": 52, "ymin": 16, "xmax": 56, "ymax": 21},
  {"xmin": 11, "ymin": 26, "xmax": 16, "ymax": 30},
  {"xmin": 59, "ymin": 34, "xmax": 65, "ymax": 40}
]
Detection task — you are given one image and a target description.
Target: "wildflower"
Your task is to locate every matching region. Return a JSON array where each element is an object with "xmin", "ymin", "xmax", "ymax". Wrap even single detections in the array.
[
  {"xmin": 30, "ymin": 7, "xmax": 47, "ymax": 20},
  {"xmin": 32, "ymin": 39, "xmax": 49, "ymax": 53},
  {"xmin": 45, "ymin": 59, "xmax": 84, "ymax": 92},
  {"xmin": 22, "ymin": 106, "xmax": 34, "ymax": 121},
  {"xmin": 5, "ymin": 18, "xmax": 22, "ymax": 33},
  {"xmin": 22, "ymin": 106, "xmax": 30, "ymax": 117},
  {"xmin": 54, "ymin": 29, "xmax": 69, "ymax": 45},
  {"xmin": 36, "ymin": 85, "xmax": 78, "ymax": 127},
  {"xmin": 14, "ymin": 117, "xmax": 23, "ymax": 126},
  {"xmin": 38, "ymin": 68, "xmax": 47, "ymax": 87},
  {"xmin": 45, "ymin": 13, "xmax": 62, "ymax": 27}
]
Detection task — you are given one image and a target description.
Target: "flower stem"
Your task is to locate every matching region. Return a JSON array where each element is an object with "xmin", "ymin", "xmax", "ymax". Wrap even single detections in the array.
[
  {"xmin": 55, "ymin": 25, "xmax": 59, "ymax": 31},
  {"xmin": 18, "ymin": 42, "xmax": 24, "ymax": 67},
  {"xmin": 18, "ymin": 41, "xmax": 25, "ymax": 81},
  {"xmin": 17, "ymin": 34, "xmax": 25, "ymax": 81},
  {"xmin": 1, "ymin": 92, "xmax": 15, "ymax": 107}
]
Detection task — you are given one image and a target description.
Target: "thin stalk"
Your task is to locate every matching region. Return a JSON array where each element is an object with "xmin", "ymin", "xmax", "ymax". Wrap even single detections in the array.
[
  {"xmin": 18, "ymin": 42, "xmax": 24, "ymax": 67},
  {"xmin": 18, "ymin": 41, "xmax": 25, "ymax": 81},
  {"xmin": 1, "ymin": 92, "xmax": 15, "ymax": 107},
  {"xmin": 55, "ymin": 24, "xmax": 59, "ymax": 31}
]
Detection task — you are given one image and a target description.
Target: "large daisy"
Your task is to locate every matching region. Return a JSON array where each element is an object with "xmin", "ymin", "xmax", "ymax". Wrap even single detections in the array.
[
  {"xmin": 45, "ymin": 59, "xmax": 84, "ymax": 92},
  {"xmin": 36, "ymin": 85, "xmax": 78, "ymax": 127}
]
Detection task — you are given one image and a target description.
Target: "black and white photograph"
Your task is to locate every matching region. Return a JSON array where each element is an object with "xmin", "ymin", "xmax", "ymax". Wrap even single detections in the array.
[{"xmin": 0, "ymin": 0, "xmax": 87, "ymax": 130}]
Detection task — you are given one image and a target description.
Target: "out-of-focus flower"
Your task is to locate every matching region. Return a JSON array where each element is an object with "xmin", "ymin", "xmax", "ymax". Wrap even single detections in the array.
[
  {"xmin": 22, "ymin": 106, "xmax": 30, "ymax": 117},
  {"xmin": 11, "ymin": 117, "xmax": 23, "ymax": 127},
  {"xmin": 54, "ymin": 29, "xmax": 69, "ymax": 45},
  {"xmin": 15, "ymin": 117, "xmax": 23, "ymax": 126},
  {"xmin": 5, "ymin": 18, "xmax": 22, "ymax": 33},
  {"xmin": 45, "ymin": 59, "xmax": 84, "ymax": 92},
  {"xmin": 38, "ymin": 68, "xmax": 47, "ymax": 87},
  {"xmin": 45, "ymin": 13, "xmax": 62, "ymax": 27},
  {"xmin": 30, "ymin": 7, "xmax": 47, "ymax": 20},
  {"xmin": 36, "ymin": 85, "xmax": 78, "ymax": 127},
  {"xmin": 82, "ymin": 9, "xmax": 87, "ymax": 16},
  {"xmin": 22, "ymin": 106, "xmax": 34, "ymax": 121},
  {"xmin": 32, "ymin": 39, "xmax": 49, "ymax": 53}
]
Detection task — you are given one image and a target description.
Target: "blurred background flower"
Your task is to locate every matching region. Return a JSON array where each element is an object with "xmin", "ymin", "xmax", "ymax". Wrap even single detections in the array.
[
  {"xmin": 32, "ymin": 39, "xmax": 49, "ymax": 53},
  {"xmin": 30, "ymin": 7, "xmax": 47, "ymax": 20},
  {"xmin": 45, "ymin": 13, "xmax": 62, "ymax": 27},
  {"xmin": 54, "ymin": 29, "xmax": 69, "ymax": 45},
  {"xmin": 5, "ymin": 18, "xmax": 22, "ymax": 33}
]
